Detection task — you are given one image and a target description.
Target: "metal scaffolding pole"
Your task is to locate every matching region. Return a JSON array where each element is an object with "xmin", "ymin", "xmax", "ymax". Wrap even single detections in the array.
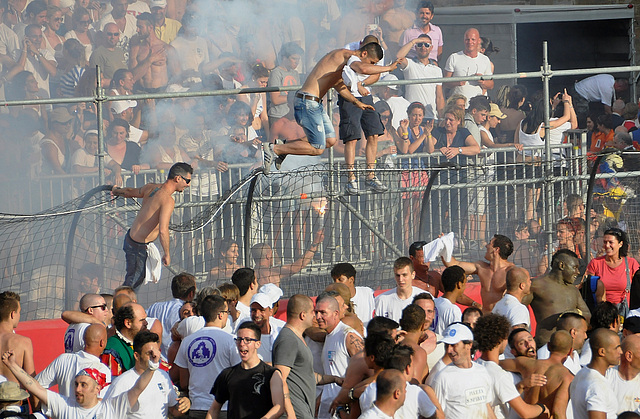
[{"xmin": 542, "ymin": 41, "xmax": 554, "ymax": 265}]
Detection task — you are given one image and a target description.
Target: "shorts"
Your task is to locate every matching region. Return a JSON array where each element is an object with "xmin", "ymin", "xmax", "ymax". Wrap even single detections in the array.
[
  {"xmin": 338, "ymin": 95, "xmax": 384, "ymax": 143},
  {"xmin": 294, "ymin": 94, "xmax": 335, "ymax": 149},
  {"xmin": 122, "ymin": 230, "xmax": 148, "ymax": 290}
]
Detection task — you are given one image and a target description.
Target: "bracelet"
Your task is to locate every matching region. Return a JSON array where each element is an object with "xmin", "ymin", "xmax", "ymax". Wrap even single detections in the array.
[{"xmin": 536, "ymin": 403, "xmax": 545, "ymax": 416}]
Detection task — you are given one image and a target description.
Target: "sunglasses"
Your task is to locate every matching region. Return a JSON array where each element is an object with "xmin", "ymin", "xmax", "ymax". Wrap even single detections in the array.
[
  {"xmin": 106, "ymin": 32, "xmax": 120, "ymax": 36},
  {"xmin": 53, "ymin": 17, "xmax": 64, "ymax": 22},
  {"xmin": 235, "ymin": 337, "xmax": 259, "ymax": 344},
  {"xmin": 180, "ymin": 175, "xmax": 191, "ymax": 184},
  {"xmin": 415, "ymin": 42, "xmax": 431, "ymax": 48},
  {"xmin": 85, "ymin": 304, "xmax": 107, "ymax": 312}
]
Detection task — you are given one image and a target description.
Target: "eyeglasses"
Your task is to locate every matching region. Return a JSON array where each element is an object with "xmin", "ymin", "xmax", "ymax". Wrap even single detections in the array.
[
  {"xmin": 235, "ymin": 337, "xmax": 259, "ymax": 344},
  {"xmin": 106, "ymin": 32, "xmax": 120, "ymax": 36},
  {"xmin": 415, "ymin": 42, "xmax": 431, "ymax": 48},
  {"xmin": 219, "ymin": 309, "xmax": 230, "ymax": 314},
  {"xmin": 180, "ymin": 176, "xmax": 191, "ymax": 184},
  {"xmin": 85, "ymin": 304, "xmax": 107, "ymax": 312}
]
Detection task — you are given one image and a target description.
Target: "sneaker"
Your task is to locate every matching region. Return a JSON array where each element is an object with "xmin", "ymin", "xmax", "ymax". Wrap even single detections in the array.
[
  {"xmin": 365, "ymin": 176, "xmax": 388, "ymax": 193},
  {"xmin": 275, "ymin": 154, "xmax": 287, "ymax": 170},
  {"xmin": 262, "ymin": 143, "xmax": 275, "ymax": 174},
  {"xmin": 345, "ymin": 179, "xmax": 359, "ymax": 195}
]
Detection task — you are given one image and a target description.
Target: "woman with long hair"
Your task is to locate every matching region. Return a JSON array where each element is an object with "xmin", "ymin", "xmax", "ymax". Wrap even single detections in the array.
[
  {"xmin": 43, "ymin": 6, "xmax": 65, "ymax": 55},
  {"xmin": 64, "ymin": 7, "xmax": 93, "ymax": 61}
]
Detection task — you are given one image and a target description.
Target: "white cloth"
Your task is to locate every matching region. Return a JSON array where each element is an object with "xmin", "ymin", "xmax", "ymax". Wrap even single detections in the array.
[
  {"xmin": 174, "ymin": 326, "xmax": 240, "ymax": 410},
  {"xmin": 145, "ymin": 243, "xmax": 162, "ymax": 284},
  {"xmin": 342, "ymin": 55, "xmax": 369, "ymax": 97},
  {"xmin": 422, "ymin": 232, "xmax": 455, "ymax": 263},
  {"xmin": 386, "ymin": 96, "xmax": 410, "ymax": 130},
  {"xmin": 443, "ymin": 51, "xmax": 493, "ymax": 105},
  {"xmin": 358, "ymin": 403, "xmax": 393, "ymax": 419},
  {"xmin": 170, "ymin": 35, "xmax": 209, "ymax": 73},
  {"xmin": 536, "ymin": 345, "xmax": 582, "ymax": 376},
  {"xmin": 424, "ymin": 333, "xmax": 445, "ymax": 372},
  {"xmin": 570, "ymin": 367, "xmax": 617, "ymax": 419},
  {"xmin": 147, "ymin": 297, "xmax": 183, "ymax": 359},
  {"xmin": 352, "ymin": 286, "xmax": 375, "ymax": 325},
  {"xmin": 176, "ymin": 315, "xmax": 205, "ymax": 338},
  {"xmin": 360, "ymin": 381, "xmax": 437, "ymax": 419},
  {"xmin": 44, "ymin": 390, "xmax": 131, "ymax": 419},
  {"xmin": 433, "ymin": 297, "xmax": 462, "ymax": 335},
  {"xmin": 605, "ymin": 366, "xmax": 640, "ymax": 415},
  {"xmin": 425, "ymin": 358, "xmax": 447, "ymax": 387},
  {"xmin": 491, "ymin": 294, "xmax": 530, "ymax": 329},
  {"xmin": 432, "ymin": 362, "xmax": 495, "ymax": 419},
  {"xmin": 402, "ymin": 58, "xmax": 443, "ymax": 120},
  {"xmin": 575, "ymin": 74, "xmax": 615, "ymax": 107},
  {"xmin": 23, "ymin": 47, "xmax": 56, "ymax": 95},
  {"xmin": 374, "ymin": 286, "xmax": 426, "ymax": 323},
  {"xmin": 63, "ymin": 322, "xmax": 90, "ymax": 353},
  {"xmin": 103, "ymin": 368, "xmax": 177, "ymax": 418},
  {"xmin": 36, "ymin": 350, "xmax": 112, "ymax": 398},
  {"xmin": 476, "ymin": 359, "xmax": 521, "ymax": 419},
  {"xmin": 318, "ymin": 321, "xmax": 360, "ymax": 419},
  {"xmin": 236, "ymin": 301, "xmax": 250, "ymax": 322}
]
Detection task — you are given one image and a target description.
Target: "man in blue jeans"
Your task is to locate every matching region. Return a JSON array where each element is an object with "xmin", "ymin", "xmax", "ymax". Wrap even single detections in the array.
[
  {"xmin": 112, "ymin": 162, "xmax": 192, "ymax": 289},
  {"xmin": 262, "ymin": 43, "xmax": 397, "ymax": 174}
]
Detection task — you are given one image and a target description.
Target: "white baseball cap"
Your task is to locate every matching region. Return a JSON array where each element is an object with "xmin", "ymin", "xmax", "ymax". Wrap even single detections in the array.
[
  {"xmin": 250, "ymin": 293, "xmax": 273, "ymax": 309},
  {"xmin": 380, "ymin": 73, "xmax": 399, "ymax": 90},
  {"xmin": 149, "ymin": 0, "xmax": 167, "ymax": 8},
  {"xmin": 438, "ymin": 323, "xmax": 474, "ymax": 344},
  {"xmin": 109, "ymin": 99, "xmax": 137, "ymax": 115},
  {"xmin": 259, "ymin": 284, "xmax": 283, "ymax": 305}
]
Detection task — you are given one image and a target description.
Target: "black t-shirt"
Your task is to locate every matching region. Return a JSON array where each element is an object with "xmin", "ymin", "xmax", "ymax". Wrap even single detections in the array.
[{"xmin": 211, "ymin": 361, "xmax": 277, "ymax": 419}]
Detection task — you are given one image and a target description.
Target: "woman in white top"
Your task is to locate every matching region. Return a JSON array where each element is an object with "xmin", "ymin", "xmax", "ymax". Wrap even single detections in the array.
[
  {"xmin": 43, "ymin": 6, "xmax": 65, "ymax": 58},
  {"xmin": 238, "ymin": 63, "xmax": 270, "ymax": 142},
  {"xmin": 64, "ymin": 7, "xmax": 94, "ymax": 61}
]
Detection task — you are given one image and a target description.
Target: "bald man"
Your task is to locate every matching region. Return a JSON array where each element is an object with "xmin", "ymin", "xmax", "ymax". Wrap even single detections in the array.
[
  {"xmin": 491, "ymin": 267, "xmax": 531, "ymax": 330},
  {"xmin": 62, "ymin": 293, "xmax": 110, "ymax": 353},
  {"xmin": 570, "ymin": 328, "xmax": 621, "ymax": 418},
  {"xmin": 359, "ymin": 369, "xmax": 406, "ymax": 419},
  {"xmin": 606, "ymin": 334, "xmax": 640, "ymax": 414}
]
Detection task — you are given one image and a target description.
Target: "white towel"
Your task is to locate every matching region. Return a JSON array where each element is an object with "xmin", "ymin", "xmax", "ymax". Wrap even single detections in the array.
[
  {"xmin": 422, "ymin": 232, "xmax": 456, "ymax": 263},
  {"xmin": 145, "ymin": 243, "xmax": 162, "ymax": 284}
]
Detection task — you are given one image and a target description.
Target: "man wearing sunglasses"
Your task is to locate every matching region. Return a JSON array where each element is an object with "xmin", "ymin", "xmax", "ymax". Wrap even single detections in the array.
[
  {"xmin": 63, "ymin": 293, "xmax": 110, "ymax": 353},
  {"xmin": 89, "ymin": 22, "xmax": 126, "ymax": 84},
  {"xmin": 112, "ymin": 162, "xmax": 192, "ymax": 290}
]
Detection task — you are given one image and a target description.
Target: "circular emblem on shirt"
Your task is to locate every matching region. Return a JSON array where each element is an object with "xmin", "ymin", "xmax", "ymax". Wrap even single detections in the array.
[{"xmin": 188, "ymin": 336, "xmax": 217, "ymax": 367}]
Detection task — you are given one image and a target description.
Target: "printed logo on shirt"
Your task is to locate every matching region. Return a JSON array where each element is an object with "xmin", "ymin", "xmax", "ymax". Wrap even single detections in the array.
[
  {"xmin": 188, "ymin": 336, "xmax": 217, "ymax": 367},
  {"xmin": 327, "ymin": 350, "xmax": 336, "ymax": 365},
  {"xmin": 64, "ymin": 328, "xmax": 75, "ymax": 353},
  {"xmin": 464, "ymin": 387, "xmax": 487, "ymax": 405},
  {"xmin": 252, "ymin": 373, "xmax": 266, "ymax": 395},
  {"xmin": 157, "ymin": 382, "xmax": 165, "ymax": 393}
]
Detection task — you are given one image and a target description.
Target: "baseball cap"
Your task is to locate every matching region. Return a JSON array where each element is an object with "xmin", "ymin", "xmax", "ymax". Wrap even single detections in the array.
[
  {"xmin": 438, "ymin": 323, "xmax": 474, "ymax": 344},
  {"xmin": 488, "ymin": 103, "xmax": 507, "ymax": 119},
  {"xmin": 250, "ymin": 293, "xmax": 273, "ymax": 309},
  {"xmin": 380, "ymin": 73, "xmax": 398, "ymax": 91},
  {"xmin": 50, "ymin": 107, "xmax": 74, "ymax": 123},
  {"xmin": 149, "ymin": 0, "xmax": 167, "ymax": 8},
  {"xmin": 0, "ymin": 381, "xmax": 29, "ymax": 402},
  {"xmin": 259, "ymin": 284, "xmax": 283, "ymax": 306},
  {"xmin": 110, "ymin": 99, "xmax": 137, "ymax": 115}
]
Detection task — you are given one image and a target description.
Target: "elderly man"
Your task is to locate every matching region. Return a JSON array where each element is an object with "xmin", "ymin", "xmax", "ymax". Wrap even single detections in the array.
[
  {"xmin": 63, "ymin": 293, "xmax": 110, "ymax": 353},
  {"xmin": 443, "ymin": 28, "xmax": 493, "ymax": 103},
  {"xmin": 101, "ymin": 302, "xmax": 148, "ymax": 377}
]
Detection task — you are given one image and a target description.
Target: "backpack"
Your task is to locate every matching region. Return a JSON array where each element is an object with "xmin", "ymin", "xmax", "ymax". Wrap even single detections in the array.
[{"xmin": 580, "ymin": 275, "xmax": 599, "ymax": 314}]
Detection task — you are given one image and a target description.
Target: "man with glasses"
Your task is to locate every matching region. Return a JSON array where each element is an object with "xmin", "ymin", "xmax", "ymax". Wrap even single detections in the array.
[
  {"xmin": 397, "ymin": 34, "xmax": 444, "ymax": 120},
  {"xmin": 400, "ymin": 1, "xmax": 443, "ymax": 62},
  {"xmin": 98, "ymin": 0, "xmax": 137, "ymax": 63},
  {"xmin": 206, "ymin": 321, "xmax": 285, "ymax": 419},
  {"xmin": 63, "ymin": 293, "xmax": 110, "ymax": 353},
  {"xmin": 89, "ymin": 22, "xmax": 126, "ymax": 84},
  {"xmin": 112, "ymin": 162, "xmax": 192, "ymax": 289},
  {"xmin": 175, "ymin": 295, "xmax": 239, "ymax": 419}
]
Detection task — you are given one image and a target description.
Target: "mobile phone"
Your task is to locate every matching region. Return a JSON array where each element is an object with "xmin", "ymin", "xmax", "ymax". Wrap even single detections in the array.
[{"xmin": 366, "ymin": 24, "xmax": 378, "ymax": 34}]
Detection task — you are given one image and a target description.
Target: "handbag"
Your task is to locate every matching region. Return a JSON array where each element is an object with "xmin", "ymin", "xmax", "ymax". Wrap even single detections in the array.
[{"xmin": 617, "ymin": 257, "xmax": 631, "ymax": 320}]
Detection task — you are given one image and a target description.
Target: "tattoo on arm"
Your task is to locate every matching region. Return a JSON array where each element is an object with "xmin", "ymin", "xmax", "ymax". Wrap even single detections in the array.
[{"xmin": 348, "ymin": 335, "xmax": 364, "ymax": 353}]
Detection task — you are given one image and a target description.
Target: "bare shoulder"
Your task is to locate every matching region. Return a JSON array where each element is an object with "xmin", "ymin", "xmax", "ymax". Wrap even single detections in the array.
[{"xmin": 140, "ymin": 183, "xmax": 161, "ymax": 195}]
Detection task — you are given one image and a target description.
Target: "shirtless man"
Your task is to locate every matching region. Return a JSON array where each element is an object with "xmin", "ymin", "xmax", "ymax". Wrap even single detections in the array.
[
  {"xmin": 129, "ymin": 12, "xmax": 180, "ymax": 91},
  {"xmin": 251, "ymin": 230, "xmax": 324, "ymax": 287},
  {"xmin": 443, "ymin": 234, "xmax": 515, "ymax": 313},
  {"xmin": 398, "ymin": 304, "xmax": 428, "ymax": 383},
  {"xmin": 380, "ymin": 0, "xmax": 414, "ymax": 58},
  {"xmin": 501, "ymin": 330, "xmax": 573, "ymax": 418},
  {"xmin": 0, "ymin": 292, "xmax": 36, "ymax": 408},
  {"xmin": 523, "ymin": 249, "xmax": 591, "ymax": 347},
  {"xmin": 112, "ymin": 162, "xmax": 192, "ymax": 289},
  {"xmin": 262, "ymin": 42, "xmax": 399, "ymax": 172}
]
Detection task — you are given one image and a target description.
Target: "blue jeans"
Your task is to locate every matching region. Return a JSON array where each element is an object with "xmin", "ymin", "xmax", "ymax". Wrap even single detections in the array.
[
  {"xmin": 123, "ymin": 230, "xmax": 147, "ymax": 290},
  {"xmin": 294, "ymin": 94, "xmax": 335, "ymax": 149}
]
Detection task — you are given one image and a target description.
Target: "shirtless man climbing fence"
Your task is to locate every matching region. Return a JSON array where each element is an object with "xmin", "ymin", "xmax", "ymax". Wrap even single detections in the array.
[
  {"xmin": 262, "ymin": 42, "xmax": 399, "ymax": 173},
  {"xmin": 112, "ymin": 162, "xmax": 192, "ymax": 289}
]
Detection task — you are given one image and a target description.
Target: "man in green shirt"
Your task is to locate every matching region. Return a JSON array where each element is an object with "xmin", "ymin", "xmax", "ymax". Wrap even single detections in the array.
[{"xmin": 102, "ymin": 302, "xmax": 148, "ymax": 377}]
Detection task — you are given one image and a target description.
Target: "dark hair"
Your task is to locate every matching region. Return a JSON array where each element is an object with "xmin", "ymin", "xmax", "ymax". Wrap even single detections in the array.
[
  {"xmin": 603, "ymin": 227, "xmax": 629, "ymax": 257},
  {"xmin": 113, "ymin": 304, "xmax": 135, "ymax": 331},
  {"xmin": 108, "ymin": 118, "xmax": 130, "ymax": 137},
  {"xmin": 237, "ymin": 320, "xmax": 261, "ymax": 340},
  {"xmin": 492, "ymin": 234, "xmax": 514, "ymax": 259},
  {"xmin": 359, "ymin": 42, "xmax": 384, "ymax": 61},
  {"xmin": 407, "ymin": 101, "xmax": 425, "ymax": 116},
  {"xmin": 462, "ymin": 306, "xmax": 483, "ymax": 322},
  {"xmin": 393, "ymin": 256, "xmax": 414, "ymax": 272},
  {"xmin": 364, "ymin": 332, "xmax": 396, "ymax": 367},
  {"xmin": 63, "ymin": 38, "xmax": 86, "ymax": 66},
  {"xmin": 331, "ymin": 263, "xmax": 357, "ymax": 282},
  {"xmin": 551, "ymin": 248, "xmax": 579, "ymax": 268},
  {"xmin": 136, "ymin": 12, "xmax": 154, "ymax": 26},
  {"xmin": 133, "ymin": 330, "xmax": 159, "ymax": 354},
  {"xmin": 507, "ymin": 327, "xmax": 531, "ymax": 349},
  {"xmin": 474, "ymin": 313, "xmax": 510, "ymax": 352},
  {"xmin": 25, "ymin": 0, "xmax": 47, "ymax": 17},
  {"xmin": 412, "ymin": 292, "xmax": 434, "ymax": 304},
  {"xmin": 0, "ymin": 291, "xmax": 20, "ymax": 322},
  {"xmin": 71, "ymin": 6, "xmax": 89, "ymax": 24},
  {"xmin": 409, "ymin": 241, "xmax": 428, "ymax": 257},
  {"xmin": 480, "ymin": 37, "xmax": 499, "ymax": 56},
  {"xmin": 591, "ymin": 301, "xmax": 619, "ymax": 329},
  {"xmin": 521, "ymin": 99, "xmax": 546, "ymax": 135},
  {"xmin": 167, "ymin": 162, "xmax": 193, "ymax": 181},
  {"xmin": 374, "ymin": 101, "xmax": 393, "ymax": 128},
  {"xmin": 200, "ymin": 295, "xmax": 227, "ymax": 323},
  {"xmin": 110, "ymin": 68, "xmax": 132, "ymax": 90},
  {"xmin": 367, "ymin": 316, "xmax": 399, "ymax": 335},
  {"xmin": 231, "ymin": 267, "xmax": 255, "ymax": 297},
  {"xmin": 468, "ymin": 95, "xmax": 490, "ymax": 112},
  {"xmin": 507, "ymin": 85, "xmax": 527, "ymax": 110},
  {"xmin": 441, "ymin": 266, "xmax": 465, "ymax": 292},
  {"xmin": 596, "ymin": 113, "xmax": 614, "ymax": 130},
  {"xmin": 557, "ymin": 311, "xmax": 586, "ymax": 331},
  {"xmin": 226, "ymin": 100, "xmax": 253, "ymax": 127},
  {"xmin": 383, "ymin": 344, "xmax": 414, "ymax": 371},
  {"xmin": 171, "ymin": 273, "xmax": 196, "ymax": 300},
  {"xmin": 279, "ymin": 42, "xmax": 304, "ymax": 59},
  {"xmin": 216, "ymin": 238, "xmax": 239, "ymax": 266},
  {"xmin": 400, "ymin": 304, "xmax": 425, "ymax": 332},
  {"xmin": 416, "ymin": 0, "xmax": 434, "ymax": 13},
  {"xmin": 251, "ymin": 63, "xmax": 270, "ymax": 80}
]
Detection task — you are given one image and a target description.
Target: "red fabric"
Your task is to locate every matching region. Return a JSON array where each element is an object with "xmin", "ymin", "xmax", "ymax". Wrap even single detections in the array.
[
  {"xmin": 587, "ymin": 256, "xmax": 640, "ymax": 304},
  {"xmin": 78, "ymin": 367, "xmax": 108, "ymax": 390}
]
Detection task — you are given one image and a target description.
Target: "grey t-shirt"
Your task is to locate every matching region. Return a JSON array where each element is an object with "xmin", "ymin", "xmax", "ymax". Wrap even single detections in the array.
[
  {"xmin": 267, "ymin": 67, "xmax": 299, "ymax": 119},
  {"xmin": 464, "ymin": 113, "xmax": 482, "ymax": 146},
  {"xmin": 272, "ymin": 326, "xmax": 315, "ymax": 419}
]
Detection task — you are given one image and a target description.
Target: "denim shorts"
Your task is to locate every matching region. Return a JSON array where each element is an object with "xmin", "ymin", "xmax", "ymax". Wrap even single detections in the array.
[{"xmin": 294, "ymin": 95, "xmax": 335, "ymax": 149}]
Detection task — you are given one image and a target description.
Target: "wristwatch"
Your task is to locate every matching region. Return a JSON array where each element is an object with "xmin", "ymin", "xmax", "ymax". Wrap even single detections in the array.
[
  {"xmin": 348, "ymin": 387, "xmax": 355, "ymax": 401},
  {"xmin": 458, "ymin": 147, "xmax": 463, "ymax": 154}
]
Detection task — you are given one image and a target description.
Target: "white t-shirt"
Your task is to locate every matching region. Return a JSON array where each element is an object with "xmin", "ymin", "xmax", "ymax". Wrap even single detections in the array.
[
  {"xmin": 174, "ymin": 326, "xmax": 240, "ymax": 411},
  {"xmin": 402, "ymin": 58, "xmax": 443, "ymax": 119},
  {"xmin": 233, "ymin": 316, "xmax": 285, "ymax": 363},
  {"xmin": 171, "ymin": 35, "xmax": 209, "ymax": 73},
  {"xmin": 491, "ymin": 294, "xmax": 530, "ymax": 329},
  {"xmin": 574, "ymin": 74, "xmax": 615, "ymax": 106},
  {"xmin": 147, "ymin": 298, "xmax": 183, "ymax": 359},
  {"xmin": 36, "ymin": 351, "xmax": 112, "ymax": 398},
  {"xmin": 605, "ymin": 365, "xmax": 640, "ymax": 415},
  {"xmin": 385, "ymin": 96, "xmax": 410, "ymax": 130},
  {"xmin": 360, "ymin": 381, "xmax": 437, "ymax": 419},
  {"xmin": 64, "ymin": 323, "xmax": 90, "ymax": 353},
  {"xmin": 374, "ymin": 286, "xmax": 425, "ymax": 323},
  {"xmin": 352, "ymin": 286, "xmax": 375, "ymax": 325},
  {"xmin": 358, "ymin": 403, "xmax": 393, "ymax": 419},
  {"xmin": 443, "ymin": 51, "xmax": 493, "ymax": 105},
  {"xmin": 426, "ymin": 358, "xmax": 447, "ymax": 387},
  {"xmin": 44, "ymin": 390, "xmax": 131, "ymax": 418},
  {"xmin": 476, "ymin": 359, "xmax": 521, "ymax": 419},
  {"xmin": 536, "ymin": 345, "xmax": 582, "ymax": 376},
  {"xmin": 103, "ymin": 368, "xmax": 177, "ymax": 418},
  {"xmin": 570, "ymin": 367, "xmax": 617, "ymax": 419},
  {"xmin": 433, "ymin": 297, "xmax": 462, "ymax": 335},
  {"xmin": 342, "ymin": 55, "xmax": 370, "ymax": 98},
  {"xmin": 432, "ymin": 362, "xmax": 495, "ymax": 419},
  {"xmin": 236, "ymin": 301, "xmax": 250, "ymax": 323}
]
